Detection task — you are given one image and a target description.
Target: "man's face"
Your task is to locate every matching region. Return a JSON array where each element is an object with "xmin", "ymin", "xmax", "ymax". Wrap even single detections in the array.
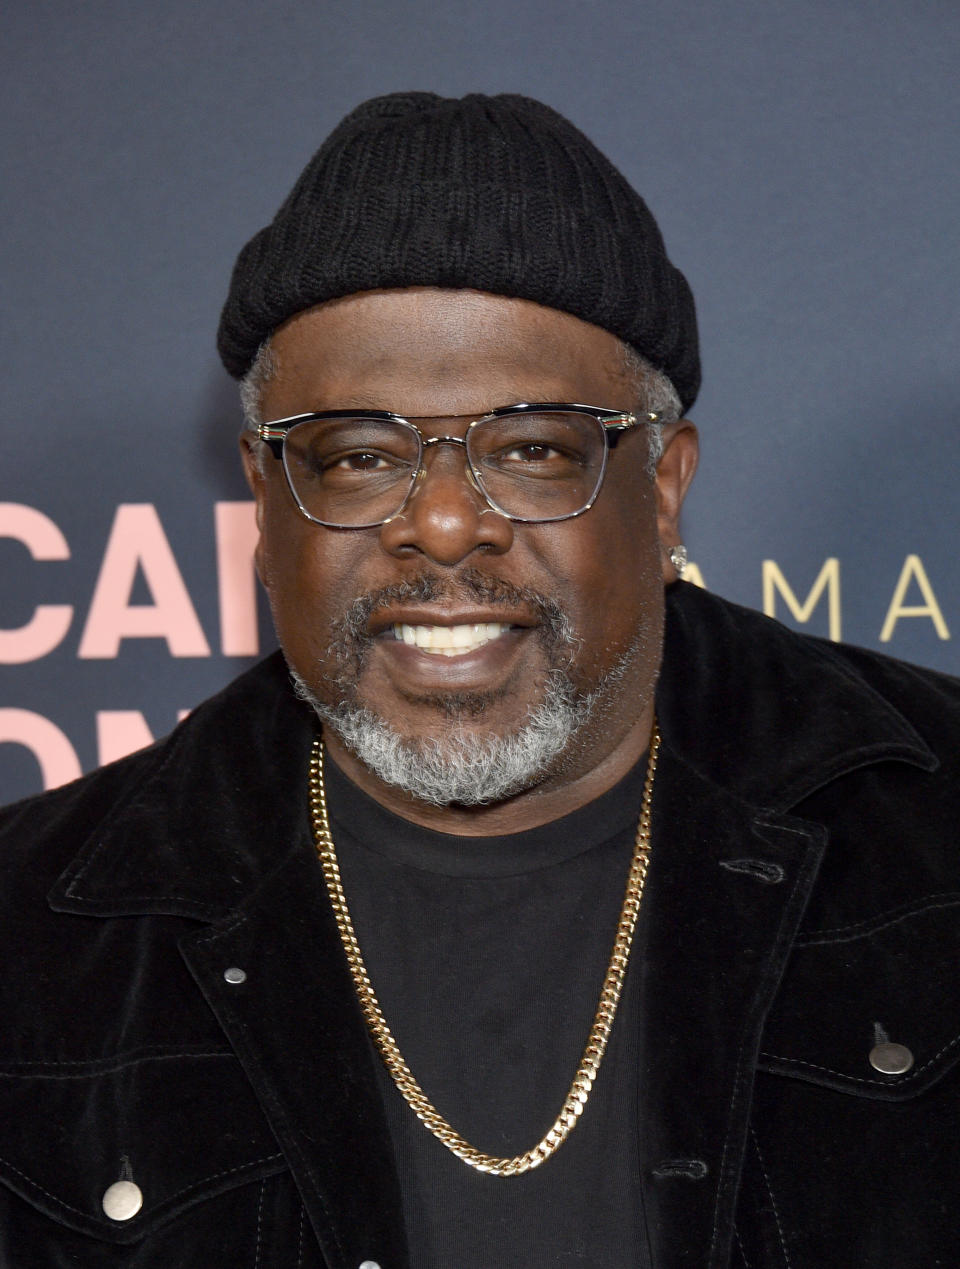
[{"xmin": 243, "ymin": 288, "xmax": 697, "ymax": 827}]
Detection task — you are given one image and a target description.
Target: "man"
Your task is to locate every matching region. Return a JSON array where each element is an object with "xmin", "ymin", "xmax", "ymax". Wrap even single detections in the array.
[{"xmin": 0, "ymin": 93, "xmax": 958, "ymax": 1268}]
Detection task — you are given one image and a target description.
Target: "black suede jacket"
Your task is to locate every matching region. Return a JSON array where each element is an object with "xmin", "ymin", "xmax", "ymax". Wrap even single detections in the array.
[{"xmin": 2, "ymin": 583, "xmax": 959, "ymax": 1268}]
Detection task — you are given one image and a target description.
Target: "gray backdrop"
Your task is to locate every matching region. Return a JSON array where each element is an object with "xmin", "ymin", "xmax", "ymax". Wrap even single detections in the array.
[{"xmin": 2, "ymin": 0, "xmax": 958, "ymax": 803}]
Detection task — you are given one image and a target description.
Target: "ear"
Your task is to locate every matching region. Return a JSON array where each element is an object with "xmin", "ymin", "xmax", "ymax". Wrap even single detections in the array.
[
  {"xmin": 239, "ymin": 433, "xmax": 270, "ymax": 583},
  {"xmin": 239, "ymin": 433, "xmax": 267, "ymax": 523},
  {"xmin": 653, "ymin": 420, "xmax": 699, "ymax": 582}
]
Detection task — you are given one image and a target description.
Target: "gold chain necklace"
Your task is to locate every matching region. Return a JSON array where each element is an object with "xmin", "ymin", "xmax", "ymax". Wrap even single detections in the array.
[{"xmin": 308, "ymin": 723, "xmax": 660, "ymax": 1177}]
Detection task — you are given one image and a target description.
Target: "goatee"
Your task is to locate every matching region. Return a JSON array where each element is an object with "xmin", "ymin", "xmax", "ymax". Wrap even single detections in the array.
[{"xmin": 290, "ymin": 569, "xmax": 644, "ymax": 807}]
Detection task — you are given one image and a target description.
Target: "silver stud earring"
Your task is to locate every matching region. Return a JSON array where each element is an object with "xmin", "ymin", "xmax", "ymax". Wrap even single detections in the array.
[{"xmin": 668, "ymin": 544, "xmax": 688, "ymax": 576}]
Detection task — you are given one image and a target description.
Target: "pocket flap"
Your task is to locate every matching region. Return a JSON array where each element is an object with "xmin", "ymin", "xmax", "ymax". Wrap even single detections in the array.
[
  {"xmin": 757, "ymin": 898, "xmax": 960, "ymax": 1099},
  {"xmin": 0, "ymin": 1047, "xmax": 286, "ymax": 1243}
]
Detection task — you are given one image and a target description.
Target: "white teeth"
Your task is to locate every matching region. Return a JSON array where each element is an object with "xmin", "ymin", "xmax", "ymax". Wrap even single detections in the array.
[{"xmin": 392, "ymin": 622, "xmax": 509, "ymax": 655}]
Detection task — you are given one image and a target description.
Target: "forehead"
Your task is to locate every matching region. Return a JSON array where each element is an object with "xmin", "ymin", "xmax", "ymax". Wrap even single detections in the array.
[{"xmin": 258, "ymin": 288, "xmax": 637, "ymax": 419}]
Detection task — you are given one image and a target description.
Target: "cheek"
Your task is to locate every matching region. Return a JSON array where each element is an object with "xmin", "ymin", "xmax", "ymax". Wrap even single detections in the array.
[
  {"xmin": 562, "ymin": 496, "xmax": 663, "ymax": 663},
  {"xmin": 580, "ymin": 549, "xmax": 661, "ymax": 644},
  {"xmin": 257, "ymin": 500, "xmax": 358, "ymax": 655},
  {"xmin": 573, "ymin": 482, "xmax": 660, "ymax": 594}
]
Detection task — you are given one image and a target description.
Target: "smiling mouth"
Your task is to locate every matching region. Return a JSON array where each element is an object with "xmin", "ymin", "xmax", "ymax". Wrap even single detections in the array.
[{"xmin": 391, "ymin": 622, "xmax": 513, "ymax": 656}]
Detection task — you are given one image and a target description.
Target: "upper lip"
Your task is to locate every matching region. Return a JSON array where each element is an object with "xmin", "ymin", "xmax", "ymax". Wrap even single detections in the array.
[{"xmin": 368, "ymin": 607, "xmax": 538, "ymax": 636}]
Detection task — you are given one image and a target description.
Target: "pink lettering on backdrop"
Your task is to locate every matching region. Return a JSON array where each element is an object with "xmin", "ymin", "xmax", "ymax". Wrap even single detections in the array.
[
  {"xmin": 0, "ymin": 709, "xmax": 197, "ymax": 795},
  {"xmin": 0, "ymin": 708, "xmax": 82, "ymax": 790},
  {"xmin": 78, "ymin": 504, "xmax": 211, "ymax": 658},
  {"xmin": 0, "ymin": 503, "xmax": 74, "ymax": 663},
  {"xmin": 95, "ymin": 709, "xmax": 158, "ymax": 765},
  {"xmin": 96, "ymin": 708, "xmax": 192, "ymax": 766},
  {"xmin": 215, "ymin": 501, "xmax": 260, "ymax": 655}
]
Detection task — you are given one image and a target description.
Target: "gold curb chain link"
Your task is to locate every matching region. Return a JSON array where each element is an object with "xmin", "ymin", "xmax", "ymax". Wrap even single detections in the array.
[{"xmin": 309, "ymin": 722, "xmax": 660, "ymax": 1176}]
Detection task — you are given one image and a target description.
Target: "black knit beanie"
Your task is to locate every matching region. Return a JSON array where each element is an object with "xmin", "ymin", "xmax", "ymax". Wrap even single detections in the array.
[{"xmin": 217, "ymin": 92, "xmax": 700, "ymax": 411}]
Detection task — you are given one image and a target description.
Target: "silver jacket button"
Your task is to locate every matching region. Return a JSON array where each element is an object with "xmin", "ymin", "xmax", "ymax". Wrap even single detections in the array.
[
  {"xmin": 869, "ymin": 1041, "xmax": 914, "ymax": 1075},
  {"xmin": 102, "ymin": 1180, "xmax": 143, "ymax": 1221},
  {"xmin": 224, "ymin": 966, "xmax": 247, "ymax": 984},
  {"xmin": 358, "ymin": 1262, "xmax": 382, "ymax": 1269}
]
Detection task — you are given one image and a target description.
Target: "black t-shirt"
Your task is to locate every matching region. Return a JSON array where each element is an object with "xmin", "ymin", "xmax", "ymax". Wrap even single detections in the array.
[{"xmin": 326, "ymin": 755, "xmax": 654, "ymax": 1269}]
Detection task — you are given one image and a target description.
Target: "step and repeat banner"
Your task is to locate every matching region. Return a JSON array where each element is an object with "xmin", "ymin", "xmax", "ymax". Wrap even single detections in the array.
[{"xmin": 2, "ymin": 0, "xmax": 957, "ymax": 805}]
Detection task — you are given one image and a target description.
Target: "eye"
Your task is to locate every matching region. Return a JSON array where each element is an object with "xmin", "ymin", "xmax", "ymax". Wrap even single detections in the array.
[
  {"xmin": 285, "ymin": 418, "xmax": 420, "ymax": 497},
  {"xmin": 471, "ymin": 412, "xmax": 595, "ymax": 475},
  {"xmin": 307, "ymin": 446, "xmax": 412, "ymax": 479},
  {"xmin": 487, "ymin": 440, "xmax": 587, "ymax": 475},
  {"xmin": 503, "ymin": 442, "xmax": 562, "ymax": 463},
  {"xmin": 327, "ymin": 450, "xmax": 394, "ymax": 472}
]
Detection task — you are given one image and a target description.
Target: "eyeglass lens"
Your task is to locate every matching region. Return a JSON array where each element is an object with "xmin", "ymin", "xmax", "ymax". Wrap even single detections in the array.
[{"xmin": 281, "ymin": 410, "xmax": 607, "ymax": 527}]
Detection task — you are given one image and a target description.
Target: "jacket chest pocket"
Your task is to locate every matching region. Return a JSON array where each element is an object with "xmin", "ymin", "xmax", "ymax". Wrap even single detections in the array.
[
  {"xmin": 737, "ymin": 899, "xmax": 960, "ymax": 1268},
  {"xmin": 0, "ymin": 1049, "xmax": 325, "ymax": 1267}
]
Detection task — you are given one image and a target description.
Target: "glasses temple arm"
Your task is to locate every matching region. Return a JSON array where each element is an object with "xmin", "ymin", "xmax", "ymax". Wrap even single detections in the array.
[{"xmin": 603, "ymin": 412, "xmax": 660, "ymax": 450}]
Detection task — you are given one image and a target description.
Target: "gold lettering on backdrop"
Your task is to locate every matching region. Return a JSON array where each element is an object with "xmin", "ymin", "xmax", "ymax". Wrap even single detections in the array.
[
  {"xmin": 762, "ymin": 558, "xmax": 842, "ymax": 642},
  {"xmin": 879, "ymin": 555, "xmax": 950, "ymax": 643}
]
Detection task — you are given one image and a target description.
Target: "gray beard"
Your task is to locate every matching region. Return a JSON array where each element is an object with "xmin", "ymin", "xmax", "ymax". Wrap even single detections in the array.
[
  {"xmin": 292, "ymin": 666, "xmax": 595, "ymax": 807},
  {"xmin": 288, "ymin": 568, "xmax": 649, "ymax": 808}
]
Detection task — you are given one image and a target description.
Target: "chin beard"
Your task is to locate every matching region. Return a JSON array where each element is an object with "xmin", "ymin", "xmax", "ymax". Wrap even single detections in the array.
[
  {"xmin": 289, "ymin": 568, "xmax": 651, "ymax": 808},
  {"xmin": 291, "ymin": 667, "xmax": 594, "ymax": 807}
]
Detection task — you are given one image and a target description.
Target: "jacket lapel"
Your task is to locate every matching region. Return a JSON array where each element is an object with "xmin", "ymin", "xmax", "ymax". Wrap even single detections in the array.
[
  {"xmin": 636, "ymin": 742, "xmax": 825, "ymax": 1268},
  {"xmin": 641, "ymin": 584, "xmax": 935, "ymax": 1265},
  {"xmin": 179, "ymin": 841, "xmax": 408, "ymax": 1269}
]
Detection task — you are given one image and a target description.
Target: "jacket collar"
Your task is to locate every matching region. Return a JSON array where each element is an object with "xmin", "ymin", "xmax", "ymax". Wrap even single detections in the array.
[
  {"xmin": 657, "ymin": 581, "xmax": 936, "ymax": 810},
  {"xmin": 49, "ymin": 582, "xmax": 935, "ymax": 920},
  {"xmin": 48, "ymin": 653, "xmax": 317, "ymax": 921}
]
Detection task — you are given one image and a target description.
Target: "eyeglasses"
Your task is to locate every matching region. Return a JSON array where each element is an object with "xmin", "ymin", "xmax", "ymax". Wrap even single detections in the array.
[{"xmin": 258, "ymin": 402, "xmax": 657, "ymax": 528}]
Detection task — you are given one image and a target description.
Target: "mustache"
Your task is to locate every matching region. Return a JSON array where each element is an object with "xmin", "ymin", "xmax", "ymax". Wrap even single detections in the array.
[{"xmin": 330, "ymin": 568, "xmax": 577, "ymax": 660}]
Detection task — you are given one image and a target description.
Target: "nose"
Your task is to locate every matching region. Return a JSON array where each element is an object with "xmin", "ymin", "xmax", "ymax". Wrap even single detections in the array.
[{"xmin": 378, "ymin": 438, "xmax": 515, "ymax": 565}]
